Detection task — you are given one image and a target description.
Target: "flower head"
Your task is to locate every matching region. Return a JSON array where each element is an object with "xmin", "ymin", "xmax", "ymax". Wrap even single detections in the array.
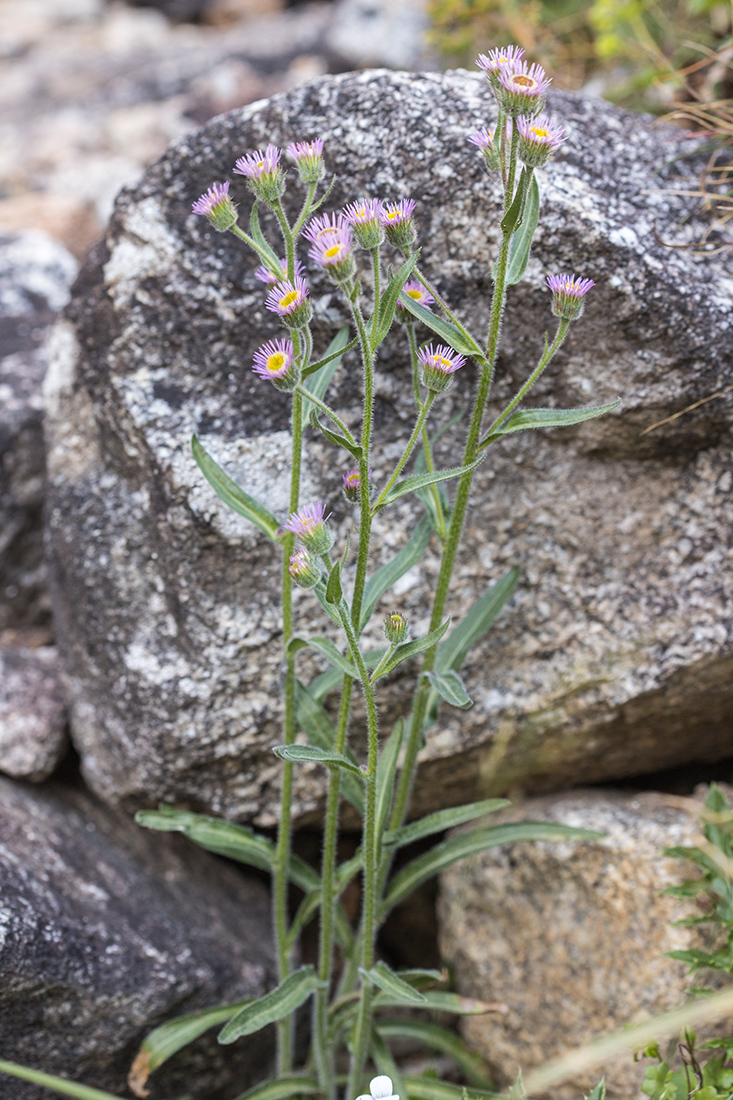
[
  {"xmin": 251, "ymin": 337, "xmax": 299, "ymax": 391},
  {"xmin": 308, "ymin": 227, "xmax": 355, "ymax": 285},
  {"xmin": 546, "ymin": 272, "xmax": 595, "ymax": 320},
  {"xmin": 418, "ymin": 342, "xmax": 466, "ymax": 393},
  {"xmin": 356, "ymin": 1076, "xmax": 400, "ymax": 1100},
  {"xmin": 287, "ymin": 138, "xmax": 325, "ymax": 183},
  {"xmin": 476, "ymin": 45, "xmax": 526, "ymax": 88},
  {"xmin": 303, "ymin": 211, "xmax": 349, "ymax": 247},
  {"xmin": 343, "ymin": 198, "xmax": 385, "ymax": 249},
  {"xmin": 495, "ymin": 60, "xmax": 551, "ymax": 117},
  {"xmin": 383, "ymin": 611, "xmax": 410, "ymax": 645},
  {"xmin": 265, "ymin": 276, "xmax": 312, "ymax": 329},
  {"xmin": 396, "ymin": 280, "xmax": 434, "ymax": 323},
  {"xmin": 282, "ymin": 501, "xmax": 333, "ymax": 553},
  {"xmin": 255, "ymin": 257, "xmax": 304, "ymax": 285},
  {"xmin": 234, "ymin": 144, "xmax": 285, "ymax": 203},
  {"xmin": 516, "ymin": 115, "xmax": 566, "ymax": 167},
  {"xmin": 380, "ymin": 199, "xmax": 417, "ymax": 251},
  {"xmin": 342, "ymin": 467, "xmax": 372, "ymax": 503},
  {"xmin": 289, "ymin": 546, "xmax": 323, "ymax": 588},
  {"xmin": 191, "ymin": 181, "xmax": 238, "ymax": 232},
  {"xmin": 468, "ymin": 127, "xmax": 501, "ymax": 171}
]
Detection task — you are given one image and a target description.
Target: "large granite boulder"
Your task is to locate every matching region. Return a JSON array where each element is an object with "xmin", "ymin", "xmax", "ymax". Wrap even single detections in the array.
[
  {"xmin": 44, "ymin": 69, "xmax": 733, "ymax": 826},
  {"xmin": 0, "ymin": 774, "xmax": 275, "ymax": 1099}
]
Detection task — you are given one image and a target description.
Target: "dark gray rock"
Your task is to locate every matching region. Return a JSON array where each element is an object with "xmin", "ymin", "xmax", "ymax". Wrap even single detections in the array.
[
  {"xmin": 0, "ymin": 775, "xmax": 275, "ymax": 1099},
  {"xmin": 44, "ymin": 70, "xmax": 733, "ymax": 826},
  {"xmin": 0, "ymin": 645, "xmax": 68, "ymax": 780},
  {"xmin": 0, "ymin": 231, "xmax": 77, "ymax": 632}
]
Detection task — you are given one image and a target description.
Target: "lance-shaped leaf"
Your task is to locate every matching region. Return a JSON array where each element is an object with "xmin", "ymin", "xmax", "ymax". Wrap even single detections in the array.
[
  {"xmin": 375, "ymin": 251, "xmax": 421, "ymax": 344},
  {"xmin": 325, "ymin": 558, "xmax": 343, "ymax": 604},
  {"xmin": 309, "ymin": 408, "xmax": 362, "ymax": 459},
  {"xmin": 218, "ymin": 966, "xmax": 323, "ymax": 1044},
  {"xmin": 300, "ymin": 328, "xmax": 351, "ymax": 426},
  {"xmin": 371, "ymin": 1027, "xmax": 409, "ymax": 1100},
  {"xmin": 0, "ymin": 1061, "xmax": 128, "ymax": 1100},
  {"xmin": 295, "ymin": 681, "xmax": 364, "ymax": 814},
  {"xmin": 371, "ymin": 618, "xmax": 451, "ymax": 682},
  {"xmin": 376, "ymin": 718, "xmax": 405, "ymax": 839},
  {"xmin": 404, "ymin": 1076, "xmax": 501, "ymax": 1100},
  {"xmin": 480, "ymin": 400, "xmax": 621, "ymax": 449},
  {"xmin": 500, "ymin": 167, "xmax": 530, "ymax": 235},
  {"xmin": 309, "ymin": 647, "xmax": 387, "ymax": 701},
  {"xmin": 250, "ymin": 201, "xmax": 282, "ymax": 272},
  {"xmin": 435, "ymin": 567, "xmax": 519, "ymax": 677},
  {"xmin": 377, "ymin": 1020, "xmax": 493, "ymax": 1087},
  {"xmin": 288, "ymin": 636, "xmax": 357, "ymax": 679},
  {"xmin": 373, "ymin": 458, "xmax": 482, "ymax": 512},
  {"xmin": 381, "ymin": 821, "xmax": 602, "ymax": 914},
  {"xmin": 424, "ymin": 669, "xmax": 472, "ymax": 708},
  {"xmin": 362, "ymin": 961, "xmax": 427, "ymax": 1004},
  {"xmin": 273, "ymin": 743, "xmax": 365, "ymax": 779},
  {"xmin": 374, "ymin": 989, "xmax": 507, "ymax": 1015},
  {"xmin": 384, "ymin": 798, "xmax": 510, "ymax": 850},
  {"xmin": 397, "ymin": 294, "xmax": 482, "ymax": 357},
  {"xmin": 192, "ymin": 436, "xmax": 280, "ymax": 540},
  {"xmin": 302, "ymin": 331, "xmax": 357, "ymax": 380},
  {"xmin": 584, "ymin": 1081, "xmax": 606, "ymax": 1100},
  {"xmin": 506, "ymin": 174, "xmax": 540, "ymax": 286},
  {"xmin": 360, "ymin": 516, "xmax": 431, "ymax": 631},
  {"xmin": 413, "ymin": 416, "xmax": 460, "ymax": 534},
  {"xmin": 233, "ymin": 1077, "xmax": 320, "ymax": 1100}
]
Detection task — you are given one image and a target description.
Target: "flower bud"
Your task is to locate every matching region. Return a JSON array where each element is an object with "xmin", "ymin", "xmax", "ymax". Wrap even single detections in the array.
[
  {"xmin": 191, "ymin": 182, "xmax": 238, "ymax": 232},
  {"xmin": 342, "ymin": 468, "xmax": 372, "ymax": 503},
  {"xmin": 383, "ymin": 611, "xmax": 410, "ymax": 645},
  {"xmin": 418, "ymin": 343, "xmax": 466, "ymax": 394},
  {"xmin": 289, "ymin": 547, "xmax": 323, "ymax": 589},
  {"xmin": 287, "ymin": 138, "xmax": 325, "ymax": 184},
  {"xmin": 546, "ymin": 273, "xmax": 595, "ymax": 321}
]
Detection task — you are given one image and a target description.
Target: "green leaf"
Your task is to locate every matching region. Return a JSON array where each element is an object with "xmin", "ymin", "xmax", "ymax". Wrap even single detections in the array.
[
  {"xmin": 480, "ymin": 401, "xmax": 621, "ymax": 448},
  {"xmin": 309, "ymin": 409, "xmax": 362, "ymax": 459},
  {"xmin": 376, "ymin": 718, "xmax": 405, "ymax": 840},
  {"xmin": 288, "ymin": 636, "xmax": 357, "ymax": 679},
  {"xmin": 218, "ymin": 967, "xmax": 323, "ymax": 1044},
  {"xmin": 249, "ymin": 201, "xmax": 282, "ymax": 272},
  {"xmin": 295, "ymin": 680, "xmax": 364, "ymax": 814},
  {"xmin": 325, "ymin": 558, "xmax": 343, "ymax": 604},
  {"xmin": 397, "ymin": 294, "xmax": 482, "ymax": 357},
  {"xmin": 505, "ymin": 174, "xmax": 540, "ymax": 285},
  {"xmin": 192, "ymin": 435, "xmax": 280, "ymax": 541},
  {"xmin": 300, "ymin": 328, "xmax": 350, "ymax": 426},
  {"xmin": 403, "ymin": 1075, "xmax": 501, "ymax": 1100},
  {"xmin": 0, "ymin": 1061, "xmax": 128, "ymax": 1100},
  {"xmin": 273, "ymin": 743, "xmax": 365, "ymax": 778},
  {"xmin": 233, "ymin": 1076, "xmax": 320, "ymax": 1100},
  {"xmin": 131, "ymin": 1000, "xmax": 249, "ymax": 1084},
  {"xmin": 384, "ymin": 798, "xmax": 510, "ymax": 849},
  {"xmin": 374, "ymin": 458, "xmax": 482, "ymax": 512},
  {"xmin": 377, "ymin": 1020, "xmax": 494, "ymax": 1087},
  {"xmin": 376, "ymin": 251, "xmax": 421, "ymax": 344},
  {"xmin": 302, "ymin": 332, "xmax": 357, "ymax": 380},
  {"xmin": 360, "ymin": 516, "xmax": 431, "ymax": 632},
  {"xmin": 413, "ymin": 415, "xmax": 460, "ymax": 534},
  {"xmin": 435, "ymin": 567, "xmax": 520, "ymax": 676},
  {"xmin": 371, "ymin": 1027, "xmax": 409, "ymax": 1100},
  {"xmin": 362, "ymin": 960, "xmax": 427, "ymax": 1004},
  {"xmin": 374, "ymin": 989, "xmax": 505, "ymax": 1015},
  {"xmin": 372, "ymin": 618, "xmax": 451, "ymax": 682},
  {"xmin": 500, "ymin": 169, "xmax": 528, "ymax": 235},
  {"xmin": 382, "ymin": 821, "xmax": 602, "ymax": 914},
  {"xmin": 424, "ymin": 669, "xmax": 472, "ymax": 708},
  {"xmin": 585, "ymin": 1081, "xmax": 607, "ymax": 1100}
]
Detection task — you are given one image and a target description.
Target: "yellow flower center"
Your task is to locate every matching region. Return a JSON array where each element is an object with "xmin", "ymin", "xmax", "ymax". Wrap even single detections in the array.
[
  {"xmin": 512, "ymin": 75, "xmax": 533, "ymax": 88},
  {"xmin": 266, "ymin": 352, "xmax": 285, "ymax": 373},
  {"xmin": 407, "ymin": 289, "xmax": 422, "ymax": 300},
  {"xmin": 531, "ymin": 127, "xmax": 549, "ymax": 138},
  {"xmin": 325, "ymin": 244, "xmax": 342, "ymax": 259},
  {"xmin": 257, "ymin": 160, "xmax": 265, "ymax": 169},
  {"xmin": 280, "ymin": 290, "xmax": 299, "ymax": 308},
  {"xmin": 386, "ymin": 210, "xmax": 398, "ymax": 220}
]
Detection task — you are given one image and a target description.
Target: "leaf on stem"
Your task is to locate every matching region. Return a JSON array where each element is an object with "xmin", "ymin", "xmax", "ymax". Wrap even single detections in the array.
[
  {"xmin": 500, "ymin": 166, "xmax": 530, "ymax": 235},
  {"xmin": 361, "ymin": 961, "xmax": 428, "ymax": 1003},
  {"xmin": 232, "ymin": 1077, "xmax": 320, "ymax": 1100},
  {"xmin": 218, "ymin": 967, "xmax": 324, "ymax": 1044},
  {"xmin": 359, "ymin": 516, "xmax": 431, "ymax": 631},
  {"xmin": 300, "ymin": 328, "xmax": 351, "ymax": 425},
  {"xmin": 377, "ymin": 1020, "xmax": 494, "ymax": 1087},
  {"xmin": 273, "ymin": 743, "xmax": 365, "ymax": 779},
  {"xmin": 373, "ymin": 458, "xmax": 483, "ymax": 512},
  {"xmin": 370, "ymin": 1027, "xmax": 409, "ymax": 1100},
  {"xmin": 375, "ymin": 251, "xmax": 421, "ymax": 345},
  {"xmin": 309, "ymin": 409, "xmax": 362, "ymax": 459},
  {"xmin": 129, "ymin": 1000, "xmax": 250, "ymax": 1092},
  {"xmin": 424, "ymin": 669, "xmax": 472, "ymax": 708},
  {"xmin": 384, "ymin": 798, "xmax": 510, "ymax": 850},
  {"xmin": 505, "ymin": 174, "xmax": 540, "ymax": 286},
  {"xmin": 381, "ymin": 821, "xmax": 602, "ymax": 914},
  {"xmin": 249, "ymin": 201, "xmax": 283, "ymax": 272},
  {"xmin": 479, "ymin": 401, "xmax": 621, "ymax": 449},
  {"xmin": 404, "ymin": 1075, "xmax": 501, "ymax": 1100},
  {"xmin": 192, "ymin": 436, "xmax": 280, "ymax": 541},
  {"xmin": 396, "ymin": 294, "xmax": 482, "ymax": 357},
  {"xmin": 375, "ymin": 718, "xmax": 405, "ymax": 840},
  {"xmin": 0, "ymin": 1061, "xmax": 129, "ymax": 1100},
  {"xmin": 370, "ymin": 618, "xmax": 451, "ymax": 682},
  {"xmin": 325, "ymin": 557, "xmax": 343, "ymax": 604},
  {"xmin": 295, "ymin": 680, "xmax": 365, "ymax": 814},
  {"xmin": 288, "ymin": 636, "xmax": 358, "ymax": 678},
  {"xmin": 584, "ymin": 1081, "xmax": 607, "ymax": 1100},
  {"xmin": 374, "ymin": 989, "xmax": 507, "ymax": 1015}
]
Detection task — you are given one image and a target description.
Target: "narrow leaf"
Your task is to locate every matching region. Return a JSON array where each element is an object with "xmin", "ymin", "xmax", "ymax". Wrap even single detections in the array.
[
  {"xmin": 192, "ymin": 435, "xmax": 280, "ymax": 540},
  {"xmin": 309, "ymin": 648, "xmax": 386, "ymax": 701},
  {"xmin": 372, "ymin": 618, "xmax": 451, "ymax": 681},
  {"xmin": 325, "ymin": 559, "xmax": 343, "ymax": 604},
  {"xmin": 130, "ymin": 1000, "xmax": 249, "ymax": 1085},
  {"xmin": 506, "ymin": 174, "xmax": 540, "ymax": 286},
  {"xmin": 584, "ymin": 1081, "xmax": 606, "ymax": 1100},
  {"xmin": 360, "ymin": 516, "xmax": 431, "ymax": 631},
  {"xmin": 382, "ymin": 821, "xmax": 602, "ymax": 914},
  {"xmin": 300, "ymin": 328, "xmax": 350, "ymax": 426},
  {"xmin": 375, "ymin": 458, "xmax": 482, "ymax": 511},
  {"xmin": 404, "ymin": 1075, "xmax": 501, "ymax": 1100},
  {"xmin": 480, "ymin": 401, "xmax": 620, "ymax": 448},
  {"xmin": 384, "ymin": 798, "xmax": 510, "ymax": 849},
  {"xmin": 374, "ymin": 989, "xmax": 507, "ymax": 1015},
  {"xmin": 302, "ymin": 330, "xmax": 357, "ymax": 380},
  {"xmin": 250, "ymin": 201, "xmax": 282, "ymax": 272},
  {"xmin": 424, "ymin": 669, "xmax": 472, "ymax": 708},
  {"xmin": 233, "ymin": 1077, "xmax": 320, "ymax": 1100},
  {"xmin": 378, "ymin": 1021, "xmax": 493, "ymax": 1087},
  {"xmin": 413, "ymin": 416, "xmax": 460, "ymax": 534},
  {"xmin": 309, "ymin": 409, "xmax": 362, "ymax": 459},
  {"xmin": 435, "ymin": 568, "xmax": 519, "ymax": 675},
  {"xmin": 397, "ymin": 294, "xmax": 481, "ymax": 357},
  {"xmin": 376, "ymin": 718, "xmax": 405, "ymax": 840},
  {"xmin": 273, "ymin": 744, "xmax": 365, "ymax": 778},
  {"xmin": 500, "ymin": 169, "xmax": 527, "ymax": 235},
  {"xmin": 371, "ymin": 1028, "xmax": 409, "ymax": 1100},
  {"xmin": 288, "ymin": 636, "xmax": 357, "ymax": 679},
  {"xmin": 362, "ymin": 961, "xmax": 427, "ymax": 1004},
  {"xmin": 295, "ymin": 680, "xmax": 364, "ymax": 814},
  {"xmin": 376, "ymin": 252, "xmax": 421, "ymax": 344},
  {"xmin": 218, "ymin": 967, "xmax": 323, "ymax": 1044},
  {"xmin": 0, "ymin": 1061, "xmax": 127, "ymax": 1100}
]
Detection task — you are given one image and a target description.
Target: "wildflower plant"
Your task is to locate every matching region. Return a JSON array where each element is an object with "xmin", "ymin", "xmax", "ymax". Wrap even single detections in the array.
[{"xmin": 0, "ymin": 46, "xmax": 622, "ymax": 1100}]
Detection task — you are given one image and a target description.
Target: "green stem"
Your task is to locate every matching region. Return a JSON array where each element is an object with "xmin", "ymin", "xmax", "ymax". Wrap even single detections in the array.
[
  {"xmin": 413, "ymin": 264, "xmax": 482, "ymax": 354},
  {"xmin": 230, "ymin": 223, "xmax": 281, "ymax": 271},
  {"xmin": 504, "ymin": 118, "xmax": 519, "ymax": 219},
  {"xmin": 349, "ymin": 300, "xmax": 375, "ymax": 634},
  {"xmin": 369, "ymin": 246, "xmax": 381, "ymax": 344},
  {"xmin": 292, "ymin": 181, "xmax": 319, "ymax": 237},
  {"xmin": 294, "ymin": 385, "xmax": 358, "ymax": 446},
  {"xmin": 371, "ymin": 392, "xmax": 436, "ymax": 513},
  {"xmin": 408, "ymin": 325, "xmax": 446, "ymax": 541},
  {"xmin": 273, "ymin": 199, "xmax": 295, "ymax": 279}
]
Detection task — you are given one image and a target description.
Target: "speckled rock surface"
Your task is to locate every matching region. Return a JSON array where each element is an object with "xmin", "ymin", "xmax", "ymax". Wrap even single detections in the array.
[
  {"xmin": 0, "ymin": 231, "xmax": 77, "ymax": 632},
  {"xmin": 45, "ymin": 70, "xmax": 733, "ymax": 825},
  {"xmin": 0, "ymin": 646, "xmax": 67, "ymax": 780},
  {"xmin": 0, "ymin": 775, "xmax": 275, "ymax": 1100},
  {"xmin": 438, "ymin": 789, "xmax": 714, "ymax": 1100}
]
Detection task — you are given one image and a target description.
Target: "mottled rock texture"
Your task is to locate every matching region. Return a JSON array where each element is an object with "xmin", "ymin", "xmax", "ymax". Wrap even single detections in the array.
[
  {"xmin": 45, "ymin": 70, "xmax": 733, "ymax": 826},
  {"xmin": 0, "ymin": 231, "xmax": 77, "ymax": 632},
  {"xmin": 0, "ymin": 775, "xmax": 275, "ymax": 1100},
  {"xmin": 0, "ymin": 645, "xmax": 67, "ymax": 780},
  {"xmin": 438, "ymin": 789, "xmax": 714, "ymax": 1100}
]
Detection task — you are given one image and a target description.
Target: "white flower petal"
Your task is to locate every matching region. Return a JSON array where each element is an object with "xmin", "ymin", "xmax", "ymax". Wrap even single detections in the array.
[{"xmin": 370, "ymin": 1077, "xmax": 395, "ymax": 1100}]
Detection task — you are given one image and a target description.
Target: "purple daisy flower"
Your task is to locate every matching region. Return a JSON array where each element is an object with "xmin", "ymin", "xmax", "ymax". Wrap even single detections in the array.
[
  {"xmin": 191, "ymin": 181, "xmax": 237, "ymax": 231},
  {"xmin": 289, "ymin": 546, "xmax": 323, "ymax": 588},
  {"xmin": 468, "ymin": 126, "xmax": 502, "ymax": 171},
  {"xmin": 343, "ymin": 198, "xmax": 385, "ymax": 248},
  {"xmin": 282, "ymin": 500, "xmax": 333, "ymax": 553},
  {"xmin": 476, "ymin": 45, "xmax": 526, "ymax": 86},
  {"xmin": 287, "ymin": 138, "xmax": 325, "ymax": 183},
  {"xmin": 234, "ymin": 144, "xmax": 285, "ymax": 203},
  {"xmin": 342, "ymin": 467, "xmax": 372, "ymax": 503},
  {"xmin": 265, "ymin": 276, "xmax": 312, "ymax": 329},
  {"xmin": 546, "ymin": 273, "xmax": 595, "ymax": 321},
  {"xmin": 254, "ymin": 257, "xmax": 304, "ymax": 285},
  {"xmin": 380, "ymin": 199, "xmax": 417, "ymax": 250},
  {"xmin": 397, "ymin": 280, "xmax": 434, "ymax": 323},
  {"xmin": 251, "ymin": 337, "xmax": 298, "ymax": 391},
  {"xmin": 496, "ymin": 60, "xmax": 552, "ymax": 117},
  {"xmin": 418, "ymin": 343, "xmax": 466, "ymax": 393},
  {"xmin": 516, "ymin": 115, "xmax": 567, "ymax": 167},
  {"xmin": 308, "ymin": 227, "xmax": 355, "ymax": 284},
  {"xmin": 303, "ymin": 211, "xmax": 349, "ymax": 247}
]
